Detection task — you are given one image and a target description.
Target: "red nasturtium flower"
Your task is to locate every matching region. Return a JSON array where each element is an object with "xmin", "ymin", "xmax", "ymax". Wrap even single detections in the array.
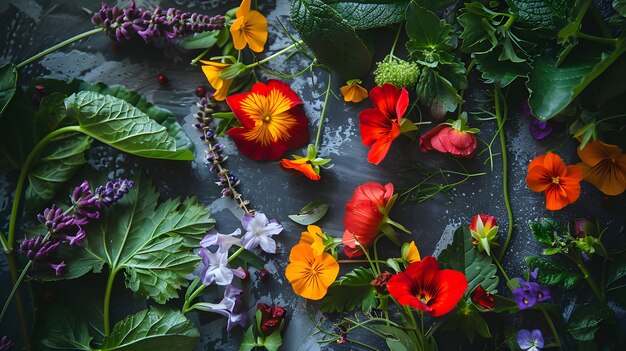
[
  {"xmin": 256, "ymin": 303, "xmax": 286, "ymax": 336},
  {"xmin": 226, "ymin": 80, "xmax": 309, "ymax": 160},
  {"xmin": 342, "ymin": 182, "xmax": 397, "ymax": 258},
  {"xmin": 359, "ymin": 84, "xmax": 409, "ymax": 165},
  {"xmin": 419, "ymin": 115, "xmax": 478, "ymax": 158},
  {"xmin": 526, "ymin": 152, "xmax": 582, "ymax": 210},
  {"xmin": 387, "ymin": 256, "xmax": 468, "ymax": 317},
  {"xmin": 471, "ymin": 285, "xmax": 495, "ymax": 310}
]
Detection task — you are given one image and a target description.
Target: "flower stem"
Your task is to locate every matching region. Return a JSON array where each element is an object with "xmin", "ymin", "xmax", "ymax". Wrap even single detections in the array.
[
  {"xmin": 6, "ymin": 252, "xmax": 32, "ymax": 351},
  {"xmin": 16, "ymin": 27, "xmax": 104, "ymax": 69},
  {"xmin": 103, "ymin": 267, "xmax": 119, "ymax": 337},
  {"xmin": 246, "ymin": 41, "xmax": 303, "ymax": 69},
  {"xmin": 569, "ymin": 253, "xmax": 605, "ymax": 302},
  {"xmin": 491, "ymin": 253, "xmax": 511, "ymax": 285},
  {"xmin": 541, "ymin": 307, "xmax": 563, "ymax": 351},
  {"xmin": 190, "ymin": 47, "xmax": 211, "ymax": 65},
  {"xmin": 314, "ymin": 71, "xmax": 332, "ymax": 151},
  {"xmin": 494, "ymin": 88, "xmax": 514, "ymax": 262},
  {"xmin": 388, "ymin": 24, "xmax": 402, "ymax": 58},
  {"xmin": 577, "ymin": 32, "xmax": 618, "ymax": 45},
  {"xmin": 0, "ymin": 260, "xmax": 32, "ymax": 323}
]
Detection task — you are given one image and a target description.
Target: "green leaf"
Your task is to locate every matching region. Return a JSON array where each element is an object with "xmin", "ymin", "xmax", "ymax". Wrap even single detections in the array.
[
  {"xmin": 332, "ymin": 267, "xmax": 376, "ymax": 286},
  {"xmin": 474, "ymin": 49, "xmax": 531, "ymax": 87},
  {"xmin": 0, "ymin": 62, "xmax": 17, "ymax": 119},
  {"xmin": 373, "ymin": 324, "xmax": 418, "ymax": 351},
  {"xmin": 181, "ymin": 30, "xmax": 220, "ymax": 49},
  {"xmin": 37, "ymin": 174, "xmax": 214, "ymax": 304},
  {"xmin": 405, "ymin": 2, "xmax": 454, "ymax": 64},
  {"xmin": 39, "ymin": 306, "xmax": 93, "ymax": 351},
  {"xmin": 102, "ymin": 307, "xmax": 199, "ymax": 351},
  {"xmin": 288, "ymin": 200, "xmax": 329, "ymax": 225},
  {"xmin": 239, "ymin": 326, "xmax": 256, "ymax": 351},
  {"xmin": 229, "ymin": 248, "xmax": 265, "ymax": 269},
  {"xmin": 386, "ymin": 338, "xmax": 409, "ymax": 351},
  {"xmin": 525, "ymin": 256, "xmax": 580, "ymax": 290},
  {"xmin": 262, "ymin": 331, "xmax": 283, "ymax": 351},
  {"xmin": 65, "ymin": 91, "xmax": 193, "ymax": 160},
  {"xmin": 437, "ymin": 226, "xmax": 498, "ymax": 294},
  {"xmin": 529, "ymin": 218, "xmax": 563, "ymax": 246},
  {"xmin": 415, "ymin": 67, "xmax": 462, "ymax": 118},
  {"xmin": 566, "ymin": 303, "xmax": 616, "ymax": 342},
  {"xmin": 291, "ymin": 0, "xmax": 373, "ymax": 78},
  {"xmin": 326, "ymin": 1, "xmax": 408, "ymax": 30},
  {"xmin": 458, "ymin": 11, "xmax": 497, "ymax": 54},
  {"xmin": 321, "ymin": 285, "xmax": 377, "ymax": 313},
  {"xmin": 527, "ymin": 41, "xmax": 626, "ymax": 120},
  {"xmin": 606, "ymin": 245, "xmax": 626, "ymax": 287},
  {"xmin": 505, "ymin": 0, "xmax": 572, "ymax": 30}
]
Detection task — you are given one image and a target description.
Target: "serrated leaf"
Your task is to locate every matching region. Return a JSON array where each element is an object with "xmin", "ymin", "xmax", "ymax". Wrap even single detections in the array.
[
  {"xmin": 321, "ymin": 285, "xmax": 377, "ymax": 313},
  {"xmin": 333, "ymin": 267, "xmax": 376, "ymax": 286},
  {"xmin": 291, "ymin": 0, "xmax": 372, "ymax": 78},
  {"xmin": 415, "ymin": 67, "xmax": 462, "ymax": 118},
  {"xmin": 288, "ymin": 200, "xmax": 329, "ymax": 225},
  {"xmin": 326, "ymin": 1, "xmax": 408, "ymax": 30},
  {"xmin": 566, "ymin": 303, "xmax": 616, "ymax": 342},
  {"xmin": 405, "ymin": 2, "xmax": 454, "ymax": 63},
  {"xmin": 525, "ymin": 256, "xmax": 580, "ymax": 290},
  {"xmin": 506, "ymin": 0, "xmax": 572, "ymax": 30},
  {"xmin": 102, "ymin": 307, "xmax": 199, "ymax": 351},
  {"xmin": 0, "ymin": 62, "xmax": 17, "ymax": 119},
  {"xmin": 474, "ymin": 49, "xmax": 531, "ymax": 87},
  {"xmin": 458, "ymin": 11, "xmax": 497, "ymax": 54},
  {"xmin": 39, "ymin": 306, "xmax": 93, "ymax": 351},
  {"xmin": 529, "ymin": 218, "xmax": 563, "ymax": 246},
  {"xmin": 263, "ymin": 331, "xmax": 283, "ymax": 351},
  {"xmin": 437, "ymin": 226, "xmax": 499, "ymax": 294}
]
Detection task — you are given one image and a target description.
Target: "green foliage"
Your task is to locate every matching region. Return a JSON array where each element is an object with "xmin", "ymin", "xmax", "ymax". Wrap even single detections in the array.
[
  {"xmin": 291, "ymin": 0, "xmax": 373, "ymax": 78},
  {"xmin": 0, "ymin": 62, "xmax": 17, "ymax": 119},
  {"xmin": 321, "ymin": 267, "xmax": 377, "ymax": 312},
  {"xmin": 326, "ymin": 0, "xmax": 409, "ymax": 29},
  {"xmin": 505, "ymin": 0, "xmax": 572, "ymax": 29},
  {"xmin": 39, "ymin": 306, "xmax": 93, "ymax": 351},
  {"xmin": 529, "ymin": 218, "xmax": 563, "ymax": 246},
  {"xmin": 566, "ymin": 303, "xmax": 616, "ymax": 342},
  {"xmin": 525, "ymin": 256, "xmax": 580, "ymax": 289},
  {"xmin": 239, "ymin": 326, "xmax": 256, "ymax": 351},
  {"xmin": 438, "ymin": 226, "xmax": 499, "ymax": 294},
  {"xmin": 442, "ymin": 304, "xmax": 492, "ymax": 343},
  {"xmin": 288, "ymin": 200, "xmax": 329, "ymax": 225},
  {"xmin": 606, "ymin": 245, "xmax": 626, "ymax": 288},
  {"xmin": 373, "ymin": 324, "xmax": 420, "ymax": 351}
]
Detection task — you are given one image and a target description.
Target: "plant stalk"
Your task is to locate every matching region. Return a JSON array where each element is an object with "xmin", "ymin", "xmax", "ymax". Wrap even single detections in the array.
[
  {"xmin": 494, "ymin": 88, "xmax": 514, "ymax": 261},
  {"xmin": 314, "ymin": 71, "xmax": 332, "ymax": 150},
  {"xmin": 0, "ymin": 260, "xmax": 32, "ymax": 323},
  {"xmin": 103, "ymin": 268, "xmax": 119, "ymax": 337},
  {"xmin": 6, "ymin": 252, "xmax": 32, "ymax": 351}
]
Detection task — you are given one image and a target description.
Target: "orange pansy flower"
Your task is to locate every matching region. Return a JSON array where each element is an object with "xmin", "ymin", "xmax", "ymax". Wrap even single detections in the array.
[
  {"xmin": 230, "ymin": 0, "xmax": 268, "ymax": 53},
  {"xmin": 577, "ymin": 141, "xmax": 626, "ymax": 196},
  {"xmin": 526, "ymin": 152, "xmax": 583, "ymax": 210},
  {"xmin": 340, "ymin": 79, "xmax": 368, "ymax": 103},
  {"xmin": 226, "ymin": 80, "xmax": 309, "ymax": 160},
  {"xmin": 403, "ymin": 241, "xmax": 421, "ymax": 264},
  {"xmin": 200, "ymin": 60, "xmax": 233, "ymax": 101},
  {"xmin": 299, "ymin": 225, "xmax": 325, "ymax": 255},
  {"xmin": 285, "ymin": 243, "xmax": 339, "ymax": 300}
]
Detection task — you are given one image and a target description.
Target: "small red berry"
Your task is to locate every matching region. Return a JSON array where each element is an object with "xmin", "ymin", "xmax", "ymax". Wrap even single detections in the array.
[
  {"xmin": 157, "ymin": 74, "xmax": 168, "ymax": 85},
  {"xmin": 259, "ymin": 269, "xmax": 270, "ymax": 282},
  {"xmin": 195, "ymin": 86, "xmax": 206, "ymax": 97},
  {"xmin": 242, "ymin": 269, "xmax": 250, "ymax": 281}
]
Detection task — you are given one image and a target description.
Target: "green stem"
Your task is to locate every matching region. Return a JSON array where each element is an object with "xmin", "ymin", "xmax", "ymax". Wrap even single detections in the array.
[
  {"xmin": 16, "ymin": 27, "xmax": 104, "ymax": 69},
  {"xmin": 0, "ymin": 230, "xmax": 8, "ymax": 253},
  {"xmin": 503, "ymin": 15, "xmax": 516, "ymax": 30},
  {"xmin": 359, "ymin": 244, "xmax": 380, "ymax": 276},
  {"xmin": 6, "ymin": 125, "xmax": 80, "ymax": 250},
  {"xmin": 0, "ymin": 260, "xmax": 32, "ymax": 323},
  {"xmin": 103, "ymin": 267, "xmax": 119, "ymax": 337},
  {"xmin": 541, "ymin": 307, "xmax": 563, "ymax": 351},
  {"xmin": 388, "ymin": 24, "xmax": 402, "ymax": 58},
  {"xmin": 577, "ymin": 32, "xmax": 618, "ymax": 45},
  {"xmin": 372, "ymin": 235, "xmax": 385, "ymax": 275},
  {"xmin": 494, "ymin": 88, "xmax": 514, "ymax": 262},
  {"xmin": 570, "ymin": 254, "xmax": 605, "ymax": 302},
  {"xmin": 227, "ymin": 246, "xmax": 245, "ymax": 263},
  {"xmin": 6, "ymin": 252, "xmax": 32, "ymax": 351},
  {"xmin": 491, "ymin": 253, "xmax": 511, "ymax": 285},
  {"xmin": 246, "ymin": 41, "xmax": 302, "ymax": 69},
  {"xmin": 404, "ymin": 306, "xmax": 423, "ymax": 349},
  {"xmin": 190, "ymin": 47, "xmax": 211, "ymax": 65},
  {"xmin": 314, "ymin": 71, "xmax": 332, "ymax": 150}
]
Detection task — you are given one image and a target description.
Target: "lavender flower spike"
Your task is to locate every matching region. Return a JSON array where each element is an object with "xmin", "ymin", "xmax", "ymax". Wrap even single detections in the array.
[
  {"xmin": 192, "ymin": 285, "xmax": 248, "ymax": 332},
  {"xmin": 72, "ymin": 180, "xmax": 100, "ymax": 219},
  {"xmin": 95, "ymin": 178, "xmax": 134, "ymax": 208},
  {"xmin": 241, "ymin": 212, "xmax": 283, "ymax": 254},
  {"xmin": 19, "ymin": 236, "xmax": 60, "ymax": 261},
  {"xmin": 37, "ymin": 205, "xmax": 76, "ymax": 235}
]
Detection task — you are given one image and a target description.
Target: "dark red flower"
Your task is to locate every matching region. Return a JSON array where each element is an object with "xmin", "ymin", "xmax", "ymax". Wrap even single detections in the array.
[
  {"xmin": 359, "ymin": 84, "xmax": 409, "ymax": 165},
  {"xmin": 342, "ymin": 182, "xmax": 395, "ymax": 258},
  {"xmin": 387, "ymin": 256, "xmax": 468, "ymax": 317},
  {"xmin": 371, "ymin": 271, "xmax": 394, "ymax": 294},
  {"xmin": 419, "ymin": 116, "xmax": 478, "ymax": 158},
  {"xmin": 471, "ymin": 285, "xmax": 495, "ymax": 310},
  {"xmin": 257, "ymin": 303, "xmax": 286, "ymax": 336}
]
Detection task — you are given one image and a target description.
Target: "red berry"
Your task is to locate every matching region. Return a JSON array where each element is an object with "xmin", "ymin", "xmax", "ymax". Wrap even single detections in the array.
[
  {"xmin": 242, "ymin": 269, "xmax": 250, "ymax": 281},
  {"xmin": 259, "ymin": 269, "xmax": 270, "ymax": 282},
  {"xmin": 195, "ymin": 86, "xmax": 206, "ymax": 97},
  {"xmin": 157, "ymin": 74, "xmax": 168, "ymax": 85}
]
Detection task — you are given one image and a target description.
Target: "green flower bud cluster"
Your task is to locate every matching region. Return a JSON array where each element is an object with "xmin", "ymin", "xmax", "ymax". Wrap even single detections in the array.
[{"xmin": 374, "ymin": 56, "xmax": 420, "ymax": 88}]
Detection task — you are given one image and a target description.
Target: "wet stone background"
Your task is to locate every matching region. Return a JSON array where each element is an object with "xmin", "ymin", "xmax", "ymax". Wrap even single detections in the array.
[{"xmin": 1, "ymin": 0, "xmax": 625, "ymax": 350}]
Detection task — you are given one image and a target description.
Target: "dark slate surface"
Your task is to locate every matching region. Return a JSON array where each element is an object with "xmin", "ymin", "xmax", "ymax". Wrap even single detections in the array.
[{"xmin": 1, "ymin": 0, "xmax": 625, "ymax": 350}]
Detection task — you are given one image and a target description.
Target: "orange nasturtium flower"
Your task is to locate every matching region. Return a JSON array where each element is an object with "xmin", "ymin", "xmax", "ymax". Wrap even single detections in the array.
[
  {"xmin": 526, "ymin": 152, "xmax": 583, "ymax": 210},
  {"xmin": 285, "ymin": 242, "xmax": 339, "ymax": 300},
  {"xmin": 340, "ymin": 79, "xmax": 368, "ymax": 103},
  {"xmin": 577, "ymin": 141, "xmax": 626, "ymax": 196},
  {"xmin": 279, "ymin": 144, "xmax": 331, "ymax": 181},
  {"xmin": 230, "ymin": 0, "xmax": 268, "ymax": 53},
  {"xmin": 200, "ymin": 60, "xmax": 233, "ymax": 101},
  {"xmin": 226, "ymin": 80, "xmax": 309, "ymax": 160}
]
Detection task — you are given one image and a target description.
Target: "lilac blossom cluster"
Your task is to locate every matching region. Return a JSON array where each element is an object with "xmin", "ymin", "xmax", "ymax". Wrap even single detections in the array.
[
  {"xmin": 91, "ymin": 1, "xmax": 225, "ymax": 43},
  {"xmin": 18, "ymin": 179, "xmax": 133, "ymax": 276},
  {"xmin": 513, "ymin": 268, "xmax": 551, "ymax": 310}
]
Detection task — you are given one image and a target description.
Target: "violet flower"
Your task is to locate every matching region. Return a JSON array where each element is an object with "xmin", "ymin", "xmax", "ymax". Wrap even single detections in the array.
[
  {"xmin": 529, "ymin": 119, "xmax": 553, "ymax": 140},
  {"xmin": 72, "ymin": 180, "xmax": 100, "ymax": 219},
  {"xmin": 241, "ymin": 212, "xmax": 283, "ymax": 254},
  {"xmin": 37, "ymin": 205, "xmax": 76, "ymax": 236},
  {"xmin": 513, "ymin": 269, "xmax": 550, "ymax": 310},
  {"xmin": 200, "ymin": 229, "xmax": 242, "ymax": 253},
  {"xmin": 193, "ymin": 285, "xmax": 248, "ymax": 332},
  {"xmin": 517, "ymin": 329, "xmax": 544, "ymax": 351},
  {"xmin": 0, "ymin": 336, "xmax": 15, "ymax": 351},
  {"xmin": 198, "ymin": 248, "xmax": 246, "ymax": 286},
  {"xmin": 95, "ymin": 179, "xmax": 134, "ymax": 208},
  {"xmin": 19, "ymin": 236, "xmax": 60, "ymax": 261}
]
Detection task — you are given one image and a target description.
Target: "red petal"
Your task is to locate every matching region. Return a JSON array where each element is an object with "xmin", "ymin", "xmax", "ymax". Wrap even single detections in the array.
[
  {"xmin": 283, "ymin": 105, "xmax": 309, "ymax": 150},
  {"xmin": 226, "ymin": 127, "xmax": 287, "ymax": 160},
  {"xmin": 266, "ymin": 79, "xmax": 303, "ymax": 107},
  {"xmin": 359, "ymin": 109, "xmax": 393, "ymax": 146},
  {"xmin": 367, "ymin": 123, "xmax": 401, "ymax": 165},
  {"xmin": 419, "ymin": 124, "xmax": 447, "ymax": 152},
  {"xmin": 395, "ymin": 87, "xmax": 409, "ymax": 123},
  {"xmin": 428, "ymin": 269, "xmax": 468, "ymax": 317},
  {"xmin": 226, "ymin": 90, "xmax": 257, "ymax": 129},
  {"xmin": 543, "ymin": 152, "xmax": 567, "ymax": 178},
  {"xmin": 369, "ymin": 84, "xmax": 401, "ymax": 119},
  {"xmin": 279, "ymin": 158, "xmax": 320, "ymax": 180}
]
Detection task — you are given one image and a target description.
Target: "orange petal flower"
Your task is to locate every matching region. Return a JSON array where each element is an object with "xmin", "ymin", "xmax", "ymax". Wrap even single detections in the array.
[
  {"xmin": 299, "ymin": 225, "xmax": 326, "ymax": 255},
  {"xmin": 577, "ymin": 141, "xmax": 626, "ymax": 196},
  {"xmin": 404, "ymin": 241, "xmax": 421, "ymax": 264},
  {"xmin": 285, "ymin": 243, "xmax": 339, "ymax": 300},
  {"xmin": 526, "ymin": 152, "xmax": 583, "ymax": 210},
  {"xmin": 200, "ymin": 60, "xmax": 233, "ymax": 101},
  {"xmin": 230, "ymin": 0, "xmax": 268, "ymax": 53},
  {"xmin": 340, "ymin": 80, "xmax": 368, "ymax": 103},
  {"xmin": 279, "ymin": 157, "xmax": 320, "ymax": 180},
  {"xmin": 226, "ymin": 80, "xmax": 309, "ymax": 160}
]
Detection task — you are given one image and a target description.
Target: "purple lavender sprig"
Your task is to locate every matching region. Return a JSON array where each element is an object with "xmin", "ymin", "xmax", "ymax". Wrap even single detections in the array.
[
  {"xmin": 0, "ymin": 336, "xmax": 15, "ymax": 351},
  {"xmin": 194, "ymin": 93, "xmax": 251, "ymax": 212},
  {"xmin": 92, "ymin": 1, "xmax": 225, "ymax": 43}
]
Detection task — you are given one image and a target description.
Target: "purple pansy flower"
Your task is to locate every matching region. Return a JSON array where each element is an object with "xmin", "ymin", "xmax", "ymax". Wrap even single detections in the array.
[
  {"xmin": 241, "ymin": 212, "xmax": 283, "ymax": 254},
  {"xmin": 513, "ymin": 269, "xmax": 550, "ymax": 310},
  {"xmin": 193, "ymin": 285, "xmax": 248, "ymax": 332},
  {"xmin": 517, "ymin": 329, "xmax": 544, "ymax": 351},
  {"xmin": 529, "ymin": 119, "xmax": 553, "ymax": 140},
  {"xmin": 198, "ymin": 248, "xmax": 246, "ymax": 286},
  {"xmin": 200, "ymin": 229, "xmax": 242, "ymax": 253}
]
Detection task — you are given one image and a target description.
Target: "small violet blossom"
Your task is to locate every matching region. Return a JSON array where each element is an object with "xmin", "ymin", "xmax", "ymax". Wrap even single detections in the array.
[
  {"xmin": 241, "ymin": 212, "xmax": 283, "ymax": 254},
  {"xmin": 198, "ymin": 248, "xmax": 246, "ymax": 286},
  {"xmin": 200, "ymin": 229, "xmax": 242, "ymax": 253},
  {"xmin": 517, "ymin": 329, "xmax": 544, "ymax": 351},
  {"xmin": 513, "ymin": 269, "xmax": 550, "ymax": 310},
  {"xmin": 193, "ymin": 285, "xmax": 247, "ymax": 332},
  {"xmin": 522, "ymin": 100, "xmax": 553, "ymax": 140}
]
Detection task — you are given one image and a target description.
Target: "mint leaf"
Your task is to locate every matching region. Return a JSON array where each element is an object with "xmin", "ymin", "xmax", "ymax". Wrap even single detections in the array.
[
  {"xmin": 566, "ymin": 304, "xmax": 616, "ymax": 342},
  {"xmin": 525, "ymin": 256, "xmax": 580, "ymax": 289},
  {"xmin": 291, "ymin": 0, "xmax": 372, "ymax": 78},
  {"xmin": 321, "ymin": 284, "xmax": 377, "ymax": 312},
  {"xmin": 102, "ymin": 307, "xmax": 199, "ymax": 351},
  {"xmin": 327, "ymin": 1, "xmax": 408, "ymax": 29},
  {"xmin": 438, "ymin": 226, "xmax": 498, "ymax": 294},
  {"xmin": 0, "ymin": 62, "xmax": 17, "ymax": 119}
]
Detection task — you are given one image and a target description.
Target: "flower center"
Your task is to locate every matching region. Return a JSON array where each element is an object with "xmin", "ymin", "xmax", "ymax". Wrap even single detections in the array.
[
  {"xmin": 263, "ymin": 115, "xmax": 271, "ymax": 123},
  {"xmin": 551, "ymin": 176, "xmax": 560, "ymax": 184},
  {"xmin": 417, "ymin": 291, "xmax": 432, "ymax": 304}
]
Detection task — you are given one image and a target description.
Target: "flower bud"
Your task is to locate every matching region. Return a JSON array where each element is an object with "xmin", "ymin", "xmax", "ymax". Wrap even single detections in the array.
[{"xmin": 469, "ymin": 214, "xmax": 499, "ymax": 256}]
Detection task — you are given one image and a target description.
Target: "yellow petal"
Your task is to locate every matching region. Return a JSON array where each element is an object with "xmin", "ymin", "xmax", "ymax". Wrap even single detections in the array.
[
  {"xmin": 230, "ymin": 17, "xmax": 247, "ymax": 51},
  {"xmin": 299, "ymin": 225, "xmax": 325, "ymax": 255},
  {"xmin": 236, "ymin": 0, "xmax": 251, "ymax": 18},
  {"xmin": 213, "ymin": 79, "xmax": 233, "ymax": 101},
  {"xmin": 200, "ymin": 61, "xmax": 230, "ymax": 91},
  {"xmin": 243, "ymin": 11, "xmax": 268, "ymax": 53},
  {"xmin": 404, "ymin": 241, "xmax": 421, "ymax": 263}
]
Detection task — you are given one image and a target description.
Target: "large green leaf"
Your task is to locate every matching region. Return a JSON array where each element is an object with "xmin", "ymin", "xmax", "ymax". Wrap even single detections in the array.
[
  {"xmin": 38, "ymin": 174, "xmax": 214, "ymax": 304},
  {"xmin": 527, "ymin": 41, "xmax": 626, "ymax": 120},
  {"xmin": 525, "ymin": 256, "xmax": 580, "ymax": 290},
  {"xmin": 321, "ymin": 267, "xmax": 377, "ymax": 312},
  {"xmin": 415, "ymin": 67, "xmax": 463, "ymax": 119},
  {"xmin": 39, "ymin": 306, "xmax": 93, "ymax": 351},
  {"xmin": 405, "ymin": 2, "xmax": 454, "ymax": 64},
  {"xmin": 505, "ymin": 0, "xmax": 571, "ymax": 30},
  {"xmin": 529, "ymin": 218, "xmax": 563, "ymax": 246},
  {"xmin": 566, "ymin": 303, "xmax": 616, "ymax": 342},
  {"xmin": 326, "ymin": 0, "xmax": 408, "ymax": 29},
  {"xmin": 102, "ymin": 307, "xmax": 199, "ymax": 351},
  {"xmin": 65, "ymin": 91, "xmax": 193, "ymax": 160},
  {"xmin": 474, "ymin": 46, "xmax": 531, "ymax": 87},
  {"xmin": 606, "ymin": 245, "xmax": 626, "ymax": 288},
  {"xmin": 291, "ymin": 0, "xmax": 372, "ymax": 78},
  {"xmin": 0, "ymin": 62, "xmax": 17, "ymax": 119},
  {"xmin": 437, "ymin": 226, "xmax": 498, "ymax": 294}
]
